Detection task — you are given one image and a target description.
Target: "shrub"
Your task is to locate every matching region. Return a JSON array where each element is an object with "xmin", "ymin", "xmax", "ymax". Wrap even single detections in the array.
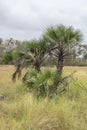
[
  {"xmin": 2, "ymin": 51, "xmax": 14, "ymax": 64},
  {"xmin": 24, "ymin": 70, "xmax": 70, "ymax": 98}
]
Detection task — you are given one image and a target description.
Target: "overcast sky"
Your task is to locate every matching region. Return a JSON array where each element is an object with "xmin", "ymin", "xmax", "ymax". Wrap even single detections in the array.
[{"xmin": 0, "ymin": 0, "xmax": 87, "ymax": 42}]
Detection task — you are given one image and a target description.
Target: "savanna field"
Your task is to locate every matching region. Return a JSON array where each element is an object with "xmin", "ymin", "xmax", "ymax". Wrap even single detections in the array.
[{"xmin": 0, "ymin": 65, "xmax": 87, "ymax": 130}]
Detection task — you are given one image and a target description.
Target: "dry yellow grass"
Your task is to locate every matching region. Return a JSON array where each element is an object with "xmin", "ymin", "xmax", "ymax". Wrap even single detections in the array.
[{"xmin": 0, "ymin": 65, "xmax": 87, "ymax": 130}]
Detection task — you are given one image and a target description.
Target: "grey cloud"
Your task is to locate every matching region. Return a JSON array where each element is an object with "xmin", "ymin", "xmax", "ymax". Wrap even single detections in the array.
[{"xmin": 0, "ymin": 0, "xmax": 87, "ymax": 42}]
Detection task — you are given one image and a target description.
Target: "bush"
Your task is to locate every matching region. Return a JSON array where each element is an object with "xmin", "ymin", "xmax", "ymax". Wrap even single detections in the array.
[
  {"xmin": 24, "ymin": 70, "xmax": 69, "ymax": 98},
  {"xmin": 25, "ymin": 70, "xmax": 51, "ymax": 97},
  {"xmin": 2, "ymin": 51, "xmax": 14, "ymax": 64}
]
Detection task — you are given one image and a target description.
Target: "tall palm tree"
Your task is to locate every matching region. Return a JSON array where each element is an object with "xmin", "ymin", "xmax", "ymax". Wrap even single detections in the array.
[{"xmin": 44, "ymin": 25, "xmax": 83, "ymax": 74}]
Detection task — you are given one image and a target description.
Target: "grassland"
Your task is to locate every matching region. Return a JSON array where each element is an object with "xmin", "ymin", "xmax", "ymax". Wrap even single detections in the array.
[{"xmin": 0, "ymin": 65, "xmax": 87, "ymax": 130}]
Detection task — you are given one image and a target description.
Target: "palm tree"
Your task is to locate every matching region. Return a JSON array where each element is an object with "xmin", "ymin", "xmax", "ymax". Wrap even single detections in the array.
[
  {"xmin": 44, "ymin": 25, "xmax": 83, "ymax": 74},
  {"xmin": 26, "ymin": 39, "xmax": 50, "ymax": 72},
  {"xmin": 12, "ymin": 39, "xmax": 50, "ymax": 81}
]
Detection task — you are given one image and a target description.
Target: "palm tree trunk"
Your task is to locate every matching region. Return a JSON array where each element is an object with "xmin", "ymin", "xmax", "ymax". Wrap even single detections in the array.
[
  {"xmin": 35, "ymin": 61, "xmax": 41, "ymax": 72},
  {"xmin": 57, "ymin": 60, "xmax": 63, "ymax": 74},
  {"xmin": 57, "ymin": 50, "xmax": 64, "ymax": 75}
]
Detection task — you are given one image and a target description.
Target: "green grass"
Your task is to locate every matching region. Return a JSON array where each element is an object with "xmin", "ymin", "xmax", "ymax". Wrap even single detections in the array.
[{"xmin": 0, "ymin": 65, "xmax": 87, "ymax": 130}]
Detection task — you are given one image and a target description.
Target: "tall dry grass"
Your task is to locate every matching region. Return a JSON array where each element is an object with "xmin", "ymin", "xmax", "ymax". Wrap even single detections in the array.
[{"xmin": 0, "ymin": 65, "xmax": 87, "ymax": 130}]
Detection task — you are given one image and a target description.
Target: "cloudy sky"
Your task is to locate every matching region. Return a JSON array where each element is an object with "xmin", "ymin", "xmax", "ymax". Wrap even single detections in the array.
[{"xmin": 0, "ymin": 0, "xmax": 87, "ymax": 42}]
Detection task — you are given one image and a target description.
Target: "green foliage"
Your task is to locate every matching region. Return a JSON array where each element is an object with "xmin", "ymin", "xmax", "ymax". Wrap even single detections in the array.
[
  {"xmin": 24, "ymin": 70, "xmax": 69, "ymax": 98},
  {"xmin": 12, "ymin": 38, "xmax": 52, "ymax": 81},
  {"xmin": 83, "ymin": 53, "xmax": 87, "ymax": 59},
  {"xmin": 44, "ymin": 25, "xmax": 83, "ymax": 47},
  {"xmin": 43, "ymin": 25, "xmax": 83, "ymax": 73},
  {"xmin": 2, "ymin": 51, "xmax": 14, "ymax": 64},
  {"xmin": 25, "ymin": 70, "xmax": 51, "ymax": 97}
]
